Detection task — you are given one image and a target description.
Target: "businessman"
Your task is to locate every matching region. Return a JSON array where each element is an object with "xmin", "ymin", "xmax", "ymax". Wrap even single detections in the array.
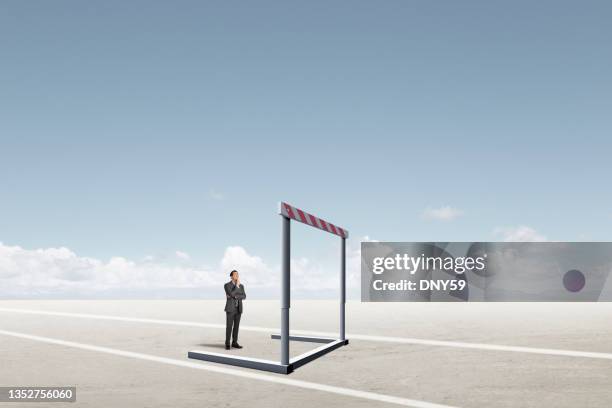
[{"xmin": 224, "ymin": 270, "xmax": 246, "ymax": 350}]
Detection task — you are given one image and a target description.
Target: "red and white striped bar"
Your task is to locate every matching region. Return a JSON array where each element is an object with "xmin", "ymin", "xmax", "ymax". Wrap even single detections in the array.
[{"xmin": 279, "ymin": 202, "xmax": 348, "ymax": 239}]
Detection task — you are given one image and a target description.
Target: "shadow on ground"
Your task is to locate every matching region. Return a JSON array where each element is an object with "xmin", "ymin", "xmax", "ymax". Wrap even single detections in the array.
[{"xmin": 196, "ymin": 343, "xmax": 227, "ymax": 349}]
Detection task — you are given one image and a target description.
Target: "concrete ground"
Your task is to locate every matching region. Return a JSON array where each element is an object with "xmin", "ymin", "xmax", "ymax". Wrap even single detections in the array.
[{"xmin": 1, "ymin": 300, "xmax": 612, "ymax": 407}]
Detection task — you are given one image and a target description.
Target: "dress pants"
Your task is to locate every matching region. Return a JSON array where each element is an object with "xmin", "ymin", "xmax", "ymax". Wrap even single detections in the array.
[{"xmin": 225, "ymin": 312, "xmax": 241, "ymax": 345}]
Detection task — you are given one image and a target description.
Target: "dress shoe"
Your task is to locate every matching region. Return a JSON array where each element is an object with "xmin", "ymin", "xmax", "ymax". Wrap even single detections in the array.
[
  {"xmin": 231, "ymin": 343, "xmax": 243, "ymax": 349},
  {"xmin": 225, "ymin": 344, "xmax": 230, "ymax": 350}
]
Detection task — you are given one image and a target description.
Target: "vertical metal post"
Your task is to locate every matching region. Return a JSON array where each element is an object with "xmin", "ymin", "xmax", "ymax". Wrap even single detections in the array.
[
  {"xmin": 281, "ymin": 216, "xmax": 290, "ymax": 365},
  {"xmin": 340, "ymin": 237, "xmax": 346, "ymax": 341}
]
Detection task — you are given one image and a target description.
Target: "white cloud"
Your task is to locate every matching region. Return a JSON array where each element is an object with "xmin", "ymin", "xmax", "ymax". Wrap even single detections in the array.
[
  {"xmin": 494, "ymin": 226, "xmax": 547, "ymax": 242},
  {"xmin": 345, "ymin": 235, "xmax": 375, "ymax": 297},
  {"xmin": 0, "ymin": 239, "xmax": 369, "ymax": 298},
  {"xmin": 175, "ymin": 250, "xmax": 190, "ymax": 260},
  {"xmin": 220, "ymin": 246, "xmax": 276, "ymax": 287},
  {"xmin": 422, "ymin": 205, "xmax": 464, "ymax": 221},
  {"xmin": 209, "ymin": 189, "xmax": 225, "ymax": 201},
  {"xmin": 0, "ymin": 242, "xmax": 216, "ymax": 297},
  {"xmin": 219, "ymin": 245, "xmax": 348, "ymax": 293}
]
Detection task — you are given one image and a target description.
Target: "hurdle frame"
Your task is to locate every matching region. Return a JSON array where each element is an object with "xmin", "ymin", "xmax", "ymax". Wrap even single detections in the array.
[{"xmin": 188, "ymin": 202, "xmax": 349, "ymax": 374}]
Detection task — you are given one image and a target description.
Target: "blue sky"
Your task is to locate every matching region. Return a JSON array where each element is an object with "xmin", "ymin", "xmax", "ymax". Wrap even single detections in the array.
[{"xmin": 1, "ymin": 1, "xmax": 611, "ymax": 297}]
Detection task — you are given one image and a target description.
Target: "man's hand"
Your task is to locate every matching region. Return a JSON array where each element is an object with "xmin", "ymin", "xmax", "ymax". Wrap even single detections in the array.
[{"xmin": 236, "ymin": 277, "xmax": 241, "ymax": 287}]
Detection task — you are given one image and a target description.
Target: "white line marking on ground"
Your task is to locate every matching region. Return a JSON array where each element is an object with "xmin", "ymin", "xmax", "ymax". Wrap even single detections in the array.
[
  {"xmin": 2, "ymin": 307, "xmax": 612, "ymax": 361},
  {"xmin": 0, "ymin": 329, "xmax": 456, "ymax": 408}
]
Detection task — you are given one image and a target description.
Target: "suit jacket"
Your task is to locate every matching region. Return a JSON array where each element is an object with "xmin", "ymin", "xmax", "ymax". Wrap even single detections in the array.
[{"xmin": 224, "ymin": 281, "xmax": 246, "ymax": 313}]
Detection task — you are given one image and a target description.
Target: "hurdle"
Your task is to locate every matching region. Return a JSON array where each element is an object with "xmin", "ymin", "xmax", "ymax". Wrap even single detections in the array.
[{"xmin": 188, "ymin": 202, "xmax": 349, "ymax": 374}]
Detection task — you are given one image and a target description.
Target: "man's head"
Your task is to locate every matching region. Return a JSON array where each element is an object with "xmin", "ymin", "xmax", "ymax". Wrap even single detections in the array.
[{"xmin": 230, "ymin": 270, "xmax": 239, "ymax": 282}]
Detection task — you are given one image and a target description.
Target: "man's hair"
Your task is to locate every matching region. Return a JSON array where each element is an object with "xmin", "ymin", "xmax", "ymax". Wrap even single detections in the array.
[{"xmin": 230, "ymin": 270, "xmax": 238, "ymax": 277}]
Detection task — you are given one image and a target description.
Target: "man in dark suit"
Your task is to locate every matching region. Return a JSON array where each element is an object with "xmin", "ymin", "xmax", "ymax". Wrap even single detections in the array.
[{"xmin": 224, "ymin": 270, "xmax": 246, "ymax": 350}]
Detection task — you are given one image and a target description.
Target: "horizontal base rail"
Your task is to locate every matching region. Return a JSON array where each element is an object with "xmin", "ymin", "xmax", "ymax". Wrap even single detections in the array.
[
  {"xmin": 187, "ymin": 350, "xmax": 293, "ymax": 374},
  {"xmin": 290, "ymin": 339, "xmax": 348, "ymax": 370},
  {"xmin": 188, "ymin": 337, "xmax": 349, "ymax": 375},
  {"xmin": 270, "ymin": 334, "xmax": 336, "ymax": 344}
]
